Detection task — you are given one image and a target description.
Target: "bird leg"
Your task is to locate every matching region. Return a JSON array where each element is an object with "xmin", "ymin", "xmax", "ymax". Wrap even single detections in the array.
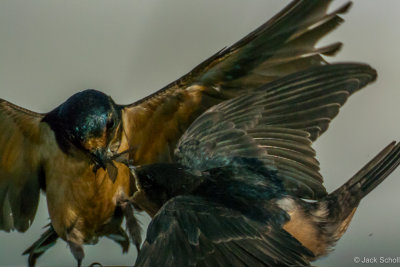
[
  {"xmin": 117, "ymin": 197, "xmax": 142, "ymax": 253},
  {"xmin": 67, "ymin": 240, "xmax": 85, "ymax": 267}
]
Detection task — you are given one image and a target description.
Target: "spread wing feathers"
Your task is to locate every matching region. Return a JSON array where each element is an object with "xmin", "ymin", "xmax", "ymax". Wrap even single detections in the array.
[
  {"xmin": 254, "ymin": 63, "xmax": 377, "ymax": 140},
  {"xmin": 0, "ymin": 99, "xmax": 46, "ymax": 232},
  {"xmin": 122, "ymin": 0, "xmax": 350, "ymax": 164},
  {"xmin": 197, "ymin": 1, "xmax": 351, "ymax": 90},
  {"xmin": 135, "ymin": 196, "xmax": 313, "ymax": 267},
  {"xmin": 175, "ymin": 64, "xmax": 377, "ymax": 199}
]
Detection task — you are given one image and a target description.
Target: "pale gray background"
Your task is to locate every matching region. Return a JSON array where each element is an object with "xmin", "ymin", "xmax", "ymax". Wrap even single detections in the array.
[{"xmin": 0, "ymin": 0, "xmax": 399, "ymax": 266}]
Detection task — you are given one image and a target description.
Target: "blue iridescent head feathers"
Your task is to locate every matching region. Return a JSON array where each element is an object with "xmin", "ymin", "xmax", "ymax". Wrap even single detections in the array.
[
  {"xmin": 43, "ymin": 89, "xmax": 121, "ymax": 153},
  {"xmin": 58, "ymin": 89, "xmax": 112, "ymax": 141}
]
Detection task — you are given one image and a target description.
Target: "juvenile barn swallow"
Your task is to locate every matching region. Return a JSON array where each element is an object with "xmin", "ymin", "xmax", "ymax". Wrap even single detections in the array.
[
  {"xmin": 130, "ymin": 64, "xmax": 400, "ymax": 266},
  {"xmin": 0, "ymin": 0, "xmax": 379, "ymax": 266}
]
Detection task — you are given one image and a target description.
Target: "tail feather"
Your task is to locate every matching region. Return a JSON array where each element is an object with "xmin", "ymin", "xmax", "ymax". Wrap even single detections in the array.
[
  {"xmin": 329, "ymin": 141, "xmax": 400, "ymax": 217},
  {"xmin": 316, "ymin": 141, "xmax": 400, "ymax": 248},
  {"xmin": 22, "ymin": 224, "xmax": 58, "ymax": 267},
  {"xmin": 361, "ymin": 142, "xmax": 400, "ymax": 196},
  {"xmin": 307, "ymin": 142, "xmax": 400, "ymax": 258}
]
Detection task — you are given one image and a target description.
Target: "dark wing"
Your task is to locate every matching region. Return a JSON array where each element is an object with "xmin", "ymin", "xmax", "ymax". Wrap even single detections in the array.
[
  {"xmin": 136, "ymin": 196, "xmax": 313, "ymax": 267},
  {"xmin": 0, "ymin": 99, "xmax": 49, "ymax": 232},
  {"xmin": 175, "ymin": 64, "xmax": 377, "ymax": 199},
  {"xmin": 121, "ymin": 1, "xmax": 351, "ymax": 164}
]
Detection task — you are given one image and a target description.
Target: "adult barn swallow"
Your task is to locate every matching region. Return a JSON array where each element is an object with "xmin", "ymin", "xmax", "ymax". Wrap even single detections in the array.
[
  {"xmin": 0, "ymin": 0, "xmax": 375, "ymax": 266},
  {"xmin": 130, "ymin": 64, "xmax": 400, "ymax": 266}
]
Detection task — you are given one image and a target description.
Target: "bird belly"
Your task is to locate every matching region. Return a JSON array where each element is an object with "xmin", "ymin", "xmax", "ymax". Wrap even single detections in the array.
[
  {"xmin": 45, "ymin": 156, "xmax": 132, "ymax": 245},
  {"xmin": 277, "ymin": 197, "xmax": 328, "ymax": 258}
]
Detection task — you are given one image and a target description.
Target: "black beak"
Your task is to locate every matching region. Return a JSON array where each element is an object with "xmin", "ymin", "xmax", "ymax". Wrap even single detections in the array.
[
  {"xmin": 92, "ymin": 148, "xmax": 119, "ymax": 183},
  {"xmin": 93, "ymin": 148, "xmax": 107, "ymax": 169}
]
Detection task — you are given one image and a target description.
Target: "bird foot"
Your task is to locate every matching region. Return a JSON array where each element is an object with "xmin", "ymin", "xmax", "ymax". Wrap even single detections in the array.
[
  {"xmin": 118, "ymin": 198, "xmax": 142, "ymax": 253},
  {"xmin": 68, "ymin": 241, "xmax": 85, "ymax": 267}
]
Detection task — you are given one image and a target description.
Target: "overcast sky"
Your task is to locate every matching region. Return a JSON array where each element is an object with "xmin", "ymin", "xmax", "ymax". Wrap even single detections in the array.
[{"xmin": 0, "ymin": 1, "xmax": 399, "ymax": 266}]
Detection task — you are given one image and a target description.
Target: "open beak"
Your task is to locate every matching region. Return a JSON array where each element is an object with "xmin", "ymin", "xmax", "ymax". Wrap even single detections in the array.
[
  {"xmin": 93, "ymin": 148, "xmax": 108, "ymax": 169},
  {"xmin": 92, "ymin": 148, "xmax": 119, "ymax": 183},
  {"xmin": 91, "ymin": 147, "xmax": 135, "ymax": 182}
]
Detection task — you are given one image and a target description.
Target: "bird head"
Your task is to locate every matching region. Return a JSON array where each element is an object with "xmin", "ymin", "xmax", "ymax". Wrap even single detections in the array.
[{"xmin": 44, "ymin": 89, "xmax": 124, "ymax": 180}]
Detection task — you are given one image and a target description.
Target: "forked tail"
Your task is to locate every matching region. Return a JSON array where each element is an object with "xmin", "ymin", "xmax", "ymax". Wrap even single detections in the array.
[{"xmin": 322, "ymin": 141, "xmax": 400, "ymax": 245}]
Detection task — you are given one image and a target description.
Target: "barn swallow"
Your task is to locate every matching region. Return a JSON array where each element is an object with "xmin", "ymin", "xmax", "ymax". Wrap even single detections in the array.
[
  {"xmin": 129, "ymin": 64, "xmax": 400, "ymax": 266},
  {"xmin": 0, "ymin": 0, "xmax": 376, "ymax": 266}
]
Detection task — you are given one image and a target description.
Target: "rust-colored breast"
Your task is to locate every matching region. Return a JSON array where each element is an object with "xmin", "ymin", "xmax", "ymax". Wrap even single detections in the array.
[{"xmin": 45, "ymin": 145, "xmax": 133, "ymax": 242}]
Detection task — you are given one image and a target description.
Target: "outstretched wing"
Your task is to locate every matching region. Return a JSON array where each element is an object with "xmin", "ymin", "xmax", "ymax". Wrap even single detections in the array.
[
  {"xmin": 0, "ymin": 99, "xmax": 49, "ymax": 232},
  {"xmin": 136, "ymin": 196, "xmax": 313, "ymax": 267},
  {"xmin": 121, "ymin": 1, "xmax": 351, "ymax": 164},
  {"xmin": 174, "ymin": 64, "xmax": 377, "ymax": 200}
]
